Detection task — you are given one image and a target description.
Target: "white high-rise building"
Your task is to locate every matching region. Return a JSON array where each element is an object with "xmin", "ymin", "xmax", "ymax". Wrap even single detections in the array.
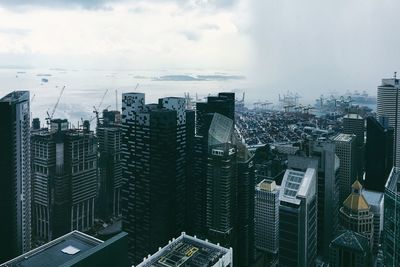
[{"xmin": 377, "ymin": 75, "xmax": 400, "ymax": 167}]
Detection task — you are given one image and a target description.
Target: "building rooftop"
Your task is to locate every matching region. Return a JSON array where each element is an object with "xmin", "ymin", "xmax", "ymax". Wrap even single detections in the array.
[
  {"xmin": 279, "ymin": 168, "xmax": 316, "ymax": 205},
  {"xmin": 257, "ymin": 180, "xmax": 278, "ymax": 192},
  {"xmin": 1, "ymin": 231, "xmax": 102, "ymax": 267},
  {"xmin": 0, "ymin": 91, "xmax": 29, "ymax": 103},
  {"xmin": 330, "ymin": 230, "xmax": 370, "ymax": 253},
  {"xmin": 385, "ymin": 167, "xmax": 400, "ymax": 194},
  {"xmin": 331, "ymin": 133, "xmax": 355, "ymax": 143},
  {"xmin": 344, "ymin": 113, "xmax": 363, "ymax": 120},
  {"xmin": 343, "ymin": 181, "xmax": 370, "ymax": 212},
  {"xmin": 136, "ymin": 232, "xmax": 232, "ymax": 267}
]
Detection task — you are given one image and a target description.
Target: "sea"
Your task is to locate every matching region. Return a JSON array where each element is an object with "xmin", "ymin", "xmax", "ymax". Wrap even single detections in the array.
[{"xmin": 0, "ymin": 68, "xmax": 251, "ymax": 128}]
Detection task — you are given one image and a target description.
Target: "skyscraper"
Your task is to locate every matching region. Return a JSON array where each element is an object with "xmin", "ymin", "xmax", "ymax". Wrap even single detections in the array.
[
  {"xmin": 121, "ymin": 94, "xmax": 190, "ymax": 265},
  {"xmin": 364, "ymin": 116, "xmax": 394, "ymax": 192},
  {"xmin": 343, "ymin": 113, "xmax": 365, "ymax": 176},
  {"xmin": 377, "ymin": 75, "xmax": 400, "ymax": 167},
  {"xmin": 97, "ymin": 109, "xmax": 122, "ymax": 219},
  {"xmin": 236, "ymin": 142, "xmax": 255, "ymax": 267},
  {"xmin": 0, "ymin": 91, "xmax": 31, "ymax": 262},
  {"xmin": 383, "ymin": 167, "xmax": 400, "ymax": 266},
  {"xmin": 329, "ymin": 230, "xmax": 371, "ymax": 267},
  {"xmin": 288, "ymin": 140, "xmax": 340, "ymax": 263},
  {"xmin": 189, "ymin": 92, "xmax": 235, "ymax": 238},
  {"xmin": 332, "ymin": 133, "xmax": 357, "ymax": 203},
  {"xmin": 195, "ymin": 92, "xmax": 235, "ymax": 136},
  {"xmin": 339, "ymin": 181, "xmax": 374, "ymax": 249},
  {"xmin": 279, "ymin": 167, "xmax": 318, "ymax": 267},
  {"xmin": 31, "ymin": 119, "xmax": 98, "ymax": 242},
  {"xmin": 206, "ymin": 113, "xmax": 237, "ymax": 253},
  {"xmin": 362, "ymin": 189, "xmax": 384, "ymax": 253},
  {"xmin": 255, "ymin": 179, "xmax": 279, "ymax": 266}
]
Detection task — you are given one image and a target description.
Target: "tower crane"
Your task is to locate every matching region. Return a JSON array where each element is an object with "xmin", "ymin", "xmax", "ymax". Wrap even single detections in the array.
[{"xmin": 46, "ymin": 85, "xmax": 66, "ymax": 125}]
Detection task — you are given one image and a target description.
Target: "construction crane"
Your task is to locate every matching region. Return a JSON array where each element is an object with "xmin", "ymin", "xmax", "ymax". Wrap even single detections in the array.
[
  {"xmin": 115, "ymin": 90, "xmax": 118, "ymax": 111},
  {"xmin": 46, "ymin": 85, "xmax": 66, "ymax": 125},
  {"xmin": 97, "ymin": 89, "xmax": 108, "ymax": 111}
]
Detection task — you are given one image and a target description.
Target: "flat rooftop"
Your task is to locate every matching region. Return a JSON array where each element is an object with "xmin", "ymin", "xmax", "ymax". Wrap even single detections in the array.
[
  {"xmin": 331, "ymin": 133, "xmax": 355, "ymax": 143},
  {"xmin": 1, "ymin": 231, "xmax": 102, "ymax": 267},
  {"xmin": 136, "ymin": 233, "xmax": 232, "ymax": 267}
]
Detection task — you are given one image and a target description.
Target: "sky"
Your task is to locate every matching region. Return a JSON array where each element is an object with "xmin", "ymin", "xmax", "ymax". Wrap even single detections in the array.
[
  {"xmin": 0, "ymin": 0, "xmax": 399, "ymax": 101},
  {"xmin": 0, "ymin": 0, "xmax": 250, "ymax": 70}
]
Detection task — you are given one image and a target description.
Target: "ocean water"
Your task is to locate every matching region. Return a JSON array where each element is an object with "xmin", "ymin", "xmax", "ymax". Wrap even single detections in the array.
[{"xmin": 0, "ymin": 68, "xmax": 251, "ymax": 127}]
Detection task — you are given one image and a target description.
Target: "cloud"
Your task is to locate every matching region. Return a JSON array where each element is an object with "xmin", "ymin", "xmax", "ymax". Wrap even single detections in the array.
[
  {"xmin": 181, "ymin": 31, "xmax": 200, "ymax": 41},
  {"xmin": 199, "ymin": 23, "xmax": 219, "ymax": 30},
  {"xmin": 0, "ymin": 0, "xmax": 117, "ymax": 9},
  {"xmin": 0, "ymin": 0, "xmax": 238, "ymax": 10},
  {"xmin": 0, "ymin": 27, "xmax": 31, "ymax": 36}
]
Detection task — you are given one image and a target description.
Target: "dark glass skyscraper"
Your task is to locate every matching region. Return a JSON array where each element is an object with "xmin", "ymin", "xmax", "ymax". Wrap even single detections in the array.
[
  {"xmin": 365, "ymin": 116, "xmax": 394, "ymax": 192},
  {"xmin": 97, "ymin": 110, "xmax": 122, "ymax": 219},
  {"xmin": 121, "ymin": 94, "xmax": 190, "ymax": 265},
  {"xmin": 383, "ymin": 167, "xmax": 400, "ymax": 266},
  {"xmin": 0, "ymin": 91, "xmax": 31, "ymax": 263}
]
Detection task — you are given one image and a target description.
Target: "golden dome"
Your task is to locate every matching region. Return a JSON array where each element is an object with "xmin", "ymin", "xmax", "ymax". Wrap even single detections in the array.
[{"xmin": 343, "ymin": 180, "xmax": 369, "ymax": 212}]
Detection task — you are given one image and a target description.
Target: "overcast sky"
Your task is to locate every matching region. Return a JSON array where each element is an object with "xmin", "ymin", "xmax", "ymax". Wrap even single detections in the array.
[{"xmin": 0, "ymin": 0, "xmax": 399, "ymax": 99}]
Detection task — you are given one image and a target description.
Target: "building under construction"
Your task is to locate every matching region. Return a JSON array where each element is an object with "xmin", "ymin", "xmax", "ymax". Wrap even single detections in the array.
[{"xmin": 31, "ymin": 119, "xmax": 98, "ymax": 243}]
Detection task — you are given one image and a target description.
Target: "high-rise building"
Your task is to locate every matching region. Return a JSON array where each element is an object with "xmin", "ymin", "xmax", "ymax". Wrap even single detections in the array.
[
  {"xmin": 97, "ymin": 109, "xmax": 122, "ymax": 219},
  {"xmin": 195, "ymin": 92, "xmax": 235, "ymax": 136},
  {"xmin": 329, "ymin": 230, "xmax": 371, "ymax": 267},
  {"xmin": 362, "ymin": 189, "xmax": 384, "ymax": 253},
  {"xmin": 31, "ymin": 119, "xmax": 98, "ymax": 242},
  {"xmin": 288, "ymin": 140, "xmax": 340, "ymax": 263},
  {"xmin": 279, "ymin": 167, "xmax": 317, "ymax": 267},
  {"xmin": 339, "ymin": 181, "xmax": 374, "ymax": 249},
  {"xmin": 343, "ymin": 113, "xmax": 365, "ymax": 176},
  {"xmin": 121, "ymin": 94, "xmax": 190, "ymax": 265},
  {"xmin": 136, "ymin": 232, "xmax": 233, "ymax": 267},
  {"xmin": 189, "ymin": 93, "xmax": 235, "ymax": 240},
  {"xmin": 206, "ymin": 113, "xmax": 237, "ymax": 253},
  {"xmin": 0, "ymin": 91, "xmax": 31, "ymax": 262},
  {"xmin": 365, "ymin": 116, "xmax": 394, "ymax": 192},
  {"xmin": 0, "ymin": 231, "xmax": 128, "ymax": 267},
  {"xmin": 332, "ymin": 133, "xmax": 357, "ymax": 203},
  {"xmin": 236, "ymin": 142, "xmax": 255, "ymax": 267},
  {"xmin": 343, "ymin": 113, "xmax": 365, "ymax": 146},
  {"xmin": 255, "ymin": 180, "xmax": 279, "ymax": 266},
  {"xmin": 377, "ymin": 76, "xmax": 400, "ymax": 167},
  {"xmin": 383, "ymin": 167, "xmax": 400, "ymax": 266}
]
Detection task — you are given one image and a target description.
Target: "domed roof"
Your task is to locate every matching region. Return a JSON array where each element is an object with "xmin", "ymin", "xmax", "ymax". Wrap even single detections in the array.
[{"xmin": 343, "ymin": 180, "xmax": 370, "ymax": 212}]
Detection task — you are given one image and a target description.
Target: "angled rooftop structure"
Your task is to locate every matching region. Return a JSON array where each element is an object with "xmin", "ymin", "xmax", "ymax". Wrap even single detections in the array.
[
  {"xmin": 343, "ymin": 181, "xmax": 370, "ymax": 212},
  {"xmin": 0, "ymin": 231, "xmax": 128, "ymax": 267},
  {"xmin": 135, "ymin": 232, "xmax": 232, "ymax": 267},
  {"xmin": 330, "ymin": 230, "xmax": 370, "ymax": 252},
  {"xmin": 279, "ymin": 168, "xmax": 317, "ymax": 205}
]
